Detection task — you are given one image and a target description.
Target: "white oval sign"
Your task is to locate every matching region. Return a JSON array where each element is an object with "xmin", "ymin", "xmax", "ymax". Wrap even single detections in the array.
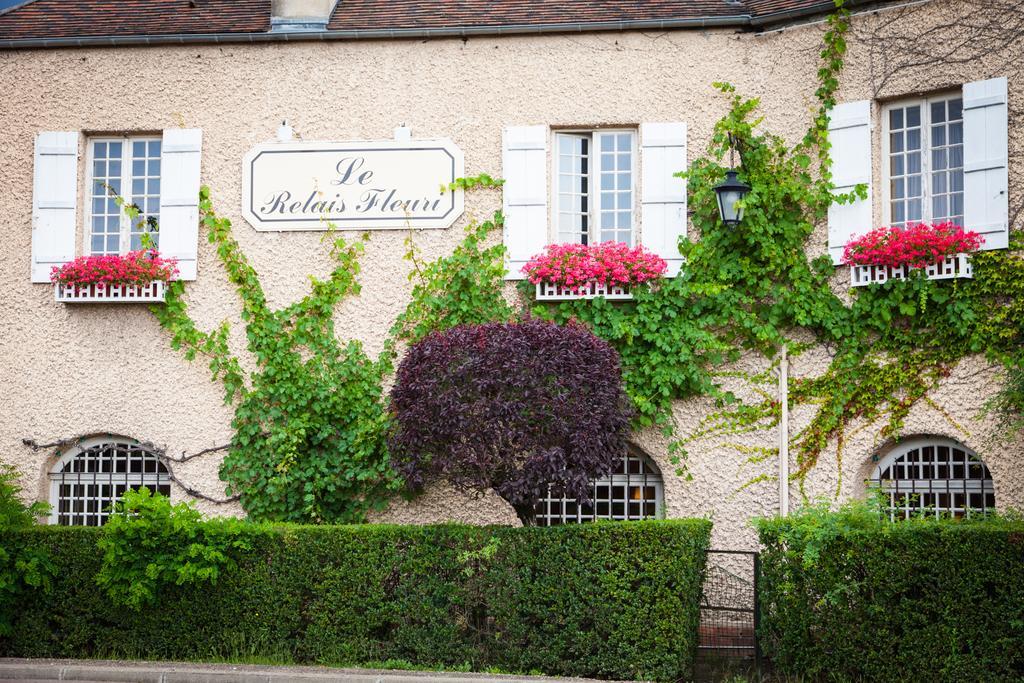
[{"xmin": 241, "ymin": 138, "xmax": 464, "ymax": 231}]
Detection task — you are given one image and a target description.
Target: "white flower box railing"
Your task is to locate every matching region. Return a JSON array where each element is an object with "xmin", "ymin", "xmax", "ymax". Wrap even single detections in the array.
[
  {"xmin": 55, "ymin": 281, "xmax": 167, "ymax": 303},
  {"xmin": 535, "ymin": 281, "xmax": 633, "ymax": 301},
  {"xmin": 850, "ymin": 253, "xmax": 973, "ymax": 288}
]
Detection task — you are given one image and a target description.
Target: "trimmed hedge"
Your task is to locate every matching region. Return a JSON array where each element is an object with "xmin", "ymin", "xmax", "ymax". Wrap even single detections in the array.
[
  {"xmin": 758, "ymin": 513, "xmax": 1024, "ymax": 681},
  {"xmin": 2, "ymin": 519, "xmax": 710, "ymax": 681}
]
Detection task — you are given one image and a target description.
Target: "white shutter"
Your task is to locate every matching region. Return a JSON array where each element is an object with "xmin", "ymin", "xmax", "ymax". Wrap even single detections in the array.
[
  {"xmin": 827, "ymin": 100, "xmax": 872, "ymax": 265},
  {"xmin": 31, "ymin": 131, "xmax": 79, "ymax": 282},
  {"xmin": 159, "ymin": 128, "xmax": 203, "ymax": 280},
  {"xmin": 963, "ymin": 77, "xmax": 1008, "ymax": 250},
  {"xmin": 502, "ymin": 125, "xmax": 547, "ymax": 280},
  {"xmin": 640, "ymin": 122, "xmax": 687, "ymax": 277}
]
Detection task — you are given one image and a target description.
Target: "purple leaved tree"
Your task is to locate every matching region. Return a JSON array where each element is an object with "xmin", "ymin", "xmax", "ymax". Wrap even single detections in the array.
[{"xmin": 388, "ymin": 319, "xmax": 632, "ymax": 525}]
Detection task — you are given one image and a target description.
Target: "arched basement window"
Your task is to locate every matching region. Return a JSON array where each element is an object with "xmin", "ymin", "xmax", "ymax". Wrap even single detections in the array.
[
  {"xmin": 870, "ymin": 437, "xmax": 995, "ymax": 520},
  {"xmin": 48, "ymin": 437, "xmax": 171, "ymax": 526},
  {"xmin": 533, "ymin": 449, "xmax": 664, "ymax": 526}
]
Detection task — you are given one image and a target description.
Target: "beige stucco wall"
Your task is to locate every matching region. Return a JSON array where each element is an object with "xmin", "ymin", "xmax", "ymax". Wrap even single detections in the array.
[{"xmin": 1, "ymin": 0, "xmax": 1021, "ymax": 549}]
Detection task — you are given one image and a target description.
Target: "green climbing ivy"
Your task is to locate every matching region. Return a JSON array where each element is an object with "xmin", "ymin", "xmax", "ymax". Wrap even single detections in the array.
[
  {"xmin": 151, "ymin": 187, "xmax": 395, "ymax": 523},
  {"xmin": 389, "ymin": 175, "xmax": 513, "ymax": 346}
]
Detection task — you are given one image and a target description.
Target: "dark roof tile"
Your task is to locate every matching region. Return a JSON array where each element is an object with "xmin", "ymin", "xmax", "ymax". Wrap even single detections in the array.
[
  {"xmin": 0, "ymin": 0, "xmax": 879, "ymax": 42},
  {"xmin": 0, "ymin": 0, "xmax": 268, "ymax": 40}
]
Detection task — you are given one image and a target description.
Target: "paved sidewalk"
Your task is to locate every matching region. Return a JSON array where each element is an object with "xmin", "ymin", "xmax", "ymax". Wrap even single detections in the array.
[{"xmin": 0, "ymin": 659, "xmax": 608, "ymax": 683}]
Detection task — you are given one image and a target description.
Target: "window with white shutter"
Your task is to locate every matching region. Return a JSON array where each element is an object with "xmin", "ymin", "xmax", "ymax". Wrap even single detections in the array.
[
  {"xmin": 963, "ymin": 77, "xmax": 1008, "ymax": 250},
  {"xmin": 158, "ymin": 128, "xmax": 203, "ymax": 280},
  {"xmin": 640, "ymin": 122, "xmax": 687, "ymax": 277},
  {"xmin": 31, "ymin": 131, "xmax": 79, "ymax": 283},
  {"xmin": 875, "ymin": 78, "xmax": 1007, "ymax": 254},
  {"xmin": 827, "ymin": 100, "xmax": 872, "ymax": 265},
  {"xmin": 502, "ymin": 125, "xmax": 548, "ymax": 280}
]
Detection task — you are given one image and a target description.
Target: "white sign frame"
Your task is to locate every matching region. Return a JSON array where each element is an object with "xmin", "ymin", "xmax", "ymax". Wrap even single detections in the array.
[{"xmin": 241, "ymin": 138, "xmax": 464, "ymax": 231}]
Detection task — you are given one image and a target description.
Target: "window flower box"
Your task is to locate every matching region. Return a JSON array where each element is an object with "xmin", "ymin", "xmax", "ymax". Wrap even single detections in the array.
[
  {"xmin": 55, "ymin": 280, "xmax": 167, "ymax": 303},
  {"xmin": 50, "ymin": 250, "xmax": 177, "ymax": 304},
  {"xmin": 843, "ymin": 222, "xmax": 982, "ymax": 288},
  {"xmin": 850, "ymin": 253, "xmax": 973, "ymax": 287},
  {"xmin": 524, "ymin": 242, "xmax": 666, "ymax": 302},
  {"xmin": 535, "ymin": 281, "xmax": 633, "ymax": 301}
]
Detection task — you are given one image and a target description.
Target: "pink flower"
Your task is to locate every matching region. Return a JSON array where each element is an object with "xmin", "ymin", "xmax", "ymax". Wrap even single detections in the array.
[
  {"xmin": 842, "ymin": 222, "xmax": 983, "ymax": 269},
  {"xmin": 50, "ymin": 250, "xmax": 179, "ymax": 288},
  {"xmin": 522, "ymin": 241, "xmax": 667, "ymax": 289}
]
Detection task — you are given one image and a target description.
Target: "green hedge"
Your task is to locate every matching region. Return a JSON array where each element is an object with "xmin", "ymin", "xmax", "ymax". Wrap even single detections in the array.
[
  {"xmin": 2, "ymin": 519, "xmax": 710, "ymax": 681},
  {"xmin": 757, "ymin": 511, "xmax": 1024, "ymax": 681}
]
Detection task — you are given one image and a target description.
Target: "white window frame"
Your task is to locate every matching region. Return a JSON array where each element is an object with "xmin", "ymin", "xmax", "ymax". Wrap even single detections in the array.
[
  {"xmin": 869, "ymin": 436, "xmax": 995, "ymax": 520},
  {"xmin": 550, "ymin": 128, "xmax": 639, "ymax": 246},
  {"xmin": 534, "ymin": 449, "xmax": 664, "ymax": 526},
  {"xmin": 83, "ymin": 135, "xmax": 162, "ymax": 256},
  {"xmin": 881, "ymin": 92, "xmax": 965, "ymax": 228},
  {"xmin": 48, "ymin": 436, "xmax": 172, "ymax": 526}
]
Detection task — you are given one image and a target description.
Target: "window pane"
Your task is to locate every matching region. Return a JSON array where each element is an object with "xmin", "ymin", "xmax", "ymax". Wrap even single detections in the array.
[
  {"xmin": 907, "ymin": 175, "xmax": 922, "ymax": 198},
  {"xmin": 906, "ymin": 105, "xmax": 921, "ymax": 127},
  {"xmin": 892, "ymin": 201, "xmax": 905, "ymax": 224},
  {"xmin": 949, "ymin": 98, "xmax": 963, "ymax": 121},
  {"xmin": 908, "ymin": 198, "xmax": 922, "ymax": 221},
  {"xmin": 950, "ymin": 122, "xmax": 963, "ymax": 145},
  {"xmin": 928, "ymin": 96, "xmax": 964, "ymax": 226},
  {"xmin": 595, "ymin": 132, "xmax": 634, "ymax": 246},
  {"xmin": 890, "ymin": 132, "xmax": 904, "ymax": 153},
  {"xmin": 555, "ymin": 133, "xmax": 589, "ymax": 244},
  {"xmin": 129, "ymin": 139, "xmax": 162, "ymax": 250},
  {"xmin": 907, "ymin": 152, "xmax": 921, "ymax": 175},
  {"xmin": 906, "ymin": 128, "xmax": 921, "ymax": 151}
]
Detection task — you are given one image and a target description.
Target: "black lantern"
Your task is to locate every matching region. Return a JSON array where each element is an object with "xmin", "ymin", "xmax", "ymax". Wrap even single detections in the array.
[{"xmin": 713, "ymin": 169, "xmax": 751, "ymax": 227}]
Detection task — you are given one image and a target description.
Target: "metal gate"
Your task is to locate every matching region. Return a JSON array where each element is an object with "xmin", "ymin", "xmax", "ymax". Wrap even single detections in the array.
[{"xmin": 698, "ymin": 550, "xmax": 760, "ymax": 670}]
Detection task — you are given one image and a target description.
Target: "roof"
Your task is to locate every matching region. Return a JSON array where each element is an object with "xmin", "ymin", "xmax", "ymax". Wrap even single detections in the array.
[{"xmin": 0, "ymin": 0, "xmax": 881, "ymax": 46}]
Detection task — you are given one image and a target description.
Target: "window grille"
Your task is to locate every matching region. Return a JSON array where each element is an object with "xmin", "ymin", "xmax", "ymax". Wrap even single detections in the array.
[
  {"xmin": 48, "ymin": 438, "xmax": 171, "ymax": 526},
  {"xmin": 555, "ymin": 130, "xmax": 636, "ymax": 246},
  {"xmin": 534, "ymin": 450, "xmax": 663, "ymax": 526},
  {"xmin": 87, "ymin": 137, "xmax": 162, "ymax": 255},
  {"xmin": 884, "ymin": 94, "xmax": 964, "ymax": 227},
  {"xmin": 869, "ymin": 438, "xmax": 994, "ymax": 520}
]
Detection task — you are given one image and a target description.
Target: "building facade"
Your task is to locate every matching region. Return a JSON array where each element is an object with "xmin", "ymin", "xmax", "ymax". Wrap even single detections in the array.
[{"xmin": 0, "ymin": 0, "xmax": 1020, "ymax": 549}]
